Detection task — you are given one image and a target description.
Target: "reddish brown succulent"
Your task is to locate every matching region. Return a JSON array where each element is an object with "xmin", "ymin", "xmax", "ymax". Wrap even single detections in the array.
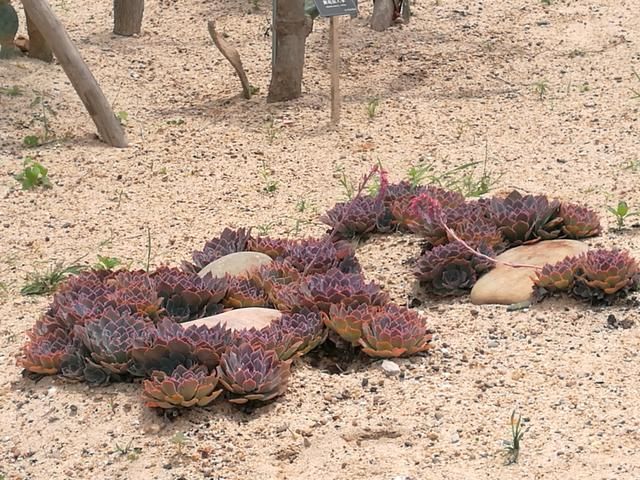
[
  {"xmin": 560, "ymin": 203, "xmax": 601, "ymax": 239},
  {"xmin": 74, "ymin": 307, "xmax": 153, "ymax": 378},
  {"xmin": 534, "ymin": 256, "xmax": 579, "ymax": 298},
  {"xmin": 487, "ymin": 190, "xmax": 562, "ymax": 246},
  {"xmin": 572, "ymin": 249, "xmax": 639, "ymax": 303},
  {"xmin": 449, "ymin": 217, "xmax": 505, "ymax": 252},
  {"xmin": 249, "ymin": 262, "xmax": 301, "ymax": 302},
  {"xmin": 319, "ymin": 196, "xmax": 389, "ymax": 238},
  {"xmin": 281, "ymin": 238, "xmax": 344, "ymax": 275},
  {"xmin": 151, "ymin": 267, "xmax": 227, "ymax": 320},
  {"xmin": 276, "ymin": 309, "xmax": 327, "ymax": 355},
  {"xmin": 273, "ymin": 268, "xmax": 389, "ymax": 313},
  {"xmin": 182, "ymin": 227, "xmax": 253, "ymax": 274},
  {"xmin": 142, "ymin": 364, "xmax": 222, "ymax": 409},
  {"xmin": 322, "ymin": 303, "xmax": 376, "ymax": 345},
  {"xmin": 18, "ymin": 327, "xmax": 74, "ymax": 375},
  {"xmin": 247, "ymin": 237, "xmax": 296, "ymax": 259},
  {"xmin": 217, "ymin": 342, "xmax": 292, "ymax": 404},
  {"xmin": 223, "ymin": 277, "xmax": 269, "ymax": 309},
  {"xmin": 415, "ymin": 241, "xmax": 494, "ymax": 296},
  {"xmin": 359, "ymin": 304, "xmax": 432, "ymax": 358}
]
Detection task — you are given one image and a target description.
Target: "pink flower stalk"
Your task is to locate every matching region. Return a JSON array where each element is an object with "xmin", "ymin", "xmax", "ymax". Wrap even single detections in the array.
[{"xmin": 410, "ymin": 193, "xmax": 541, "ymax": 271}]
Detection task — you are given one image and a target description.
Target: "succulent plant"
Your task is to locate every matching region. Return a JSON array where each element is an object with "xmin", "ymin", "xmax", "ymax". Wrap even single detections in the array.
[
  {"xmin": 74, "ymin": 307, "xmax": 153, "ymax": 378},
  {"xmin": 415, "ymin": 241, "xmax": 494, "ymax": 296},
  {"xmin": 560, "ymin": 203, "xmax": 601, "ymax": 239},
  {"xmin": 247, "ymin": 237, "xmax": 295, "ymax": 259},
  {"xmin": 142, "ymin": 364, "xmax": 223, "ymax": 409},
  {"xmin": 59, "ymin": 351, "xmax": 87, "ymax": 382},
  {"xmin": 19, "ymin": 328, "xmax": 75, "ymax": 375},
  {"xmin": 129, "ymin": 318, "xmax": 231, "ymax": 376},
  {"xmin": 236, "ymin": 325, "xmax": 303, "ymax": 361},
  {"xmin": 217, "ymin": 342, "xmax": 292, "ymax": 404},
  {"xmin": 282, "ymin": 238, "xmax": 343, "ymax": 275},
  {"xmin": 359, "ymin": 304, "xmax": 432, "ymax": 358},
  {"xmin": 322, "ymin": 303, "xmax": 375, "ymax": 345},
  {"xmin": 319, "ymin": 196, "xmax": 389, "ymax": 238},
  {"xmin": 273, "ymin": 268, "xmax": 389, "ymax": 313},
  {"xmin": 276, "ymin": 309, "xmax": 327, "ymax": 355},
  {"xmin": 249, "ymin": 262, "xmax": 301, "ymax": 302},
  {"xmin": 487, "ymin": 190, "xmax": 562, "ymax": 246},
  {"xmin": 572, "ymin": 249, "xmax": 639, "ymax": 303},
  {"xmin": 182, "ymin": 227, "xmax": 253, "ymax": 274},
  {"xmin": 533, "ymin": 256, "xmax": 579, "ymax": 299},
  {"xmin": 151, "ymin": 267, "xmax": 227, "ymax": 321},
  {"xmin": 449, "ymin": 217, "xmax": 505, "ymax": 252},
  {"xmin": 224, "ymin": 277, "xmax": 269, "ymax": 309},
  {"xmin": 382, "ymin": 181, "xmax": 418, "ymax": 205}
]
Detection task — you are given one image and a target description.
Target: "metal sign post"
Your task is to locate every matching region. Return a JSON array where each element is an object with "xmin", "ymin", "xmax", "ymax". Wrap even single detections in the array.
[{"xmin": 313, "ymin": 0, "xmax": 358, "ymax": 125}]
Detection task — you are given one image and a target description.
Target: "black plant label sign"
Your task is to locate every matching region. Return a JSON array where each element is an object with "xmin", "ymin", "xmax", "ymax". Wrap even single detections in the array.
[{"xmin": 313, "ymin": 0, "xmax": 358, "ymax": 17}]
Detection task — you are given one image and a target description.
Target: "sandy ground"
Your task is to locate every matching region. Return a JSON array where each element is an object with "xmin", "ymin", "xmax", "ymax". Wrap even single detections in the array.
[{"xmin": 1, "ymin": 0, "xmax": 640, "ymax": 478}]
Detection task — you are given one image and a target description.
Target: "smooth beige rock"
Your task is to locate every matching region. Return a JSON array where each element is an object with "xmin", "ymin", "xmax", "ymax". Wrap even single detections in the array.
[
  {"xmin": 470, "ymin": 240, "xmax": 589, "ymax": 305},
  {"xmin": 198, "ymin": 251, "xmax": 273, "ymax": 279},
  {"xmin": 181, "ymin": 307, "xmax": 282, "ymax": 332}
]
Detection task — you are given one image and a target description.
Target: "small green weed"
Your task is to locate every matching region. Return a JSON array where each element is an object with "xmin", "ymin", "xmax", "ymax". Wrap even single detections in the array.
[
  {"xmin": 335, "ymin": 166, "xmax": 356, "ymax": 200},
  {"xmin": 366, "ymin": 97, "xmax": 380, "ymax": 119},
  {"xmin": 21, "ymin": 261, "xmax": 87, "ymax": 296},
  {"xmin": 14, "ymin": 157, "xmax": 52, "ymax": 190},
  {"xmin": 0, "ymin": 85, "xmax": 23, "ymax": 96},
  {"xmin": 166, "ymin": 118, "xmax": 185, "ymax": 126},
  {"xmin": 532, "ymin": 80, "xmax": 549, "ymax": 100},
  {"xmin": 260, "ymin": 161, "xmax": 278, "ymax": 194},
  {"xmin": 115, "ymin": 111, "xmax": 129, "ymax": 126},
  {"xmin": 502, "ymin": 410, "xmax": 529, "ymax": 465},
  {"xmin": 23, "ymin": 91, "xmax": 57, "ymax": 146},
  {"xmin": 114, "ymin": 438, "xmax": 141, "ymax": 461},
  {"xmin": 170, "ymin": 432, "xmax": 188, "ymax": 455},
  {"xmin": 631, "ymin": 69, "xmax": 640, "ymax": 100},
  {"xmin": 93, "ymin": 255, "xmax": 122, "ymax": 270},
  {"xmin": 264, "ymin": 117, "xmax": 278, "ymax": 144},
  {"xmin": 607, "ymin": 200, "xmax": 638, "ymax": 229}
]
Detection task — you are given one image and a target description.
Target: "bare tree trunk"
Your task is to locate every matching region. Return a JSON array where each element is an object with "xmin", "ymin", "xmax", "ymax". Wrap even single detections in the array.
[
  {"xmin": 370, "ymin": 0, "xmax": 394, "ymax": 32},
  {"xmin": 26, "ymin": 12, "xmax": 53, "ymax": 61},
  {"xmin": 267, "ymin": 0, "xmax": 312, "ymax": 103},
  {"xmin": 113, "ymin": 0, "xmax": 144, "ymax": 36}
]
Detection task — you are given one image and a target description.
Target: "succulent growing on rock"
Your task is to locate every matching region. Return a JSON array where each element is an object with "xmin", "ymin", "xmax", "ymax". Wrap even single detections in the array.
[
  {"xmin": 224, "ymin": 277, "xmax": 269, "ymax": 308},
  {"xmin": 19, "ymin": 327, "xmax": 75, "ymax": 375},
  {"xmin": 533, "ymin": 256, "xmax": 579, "ymax": 299},
  {"xmin": 319, "ymin": 196, "xmax": 389, "ymax": 238},
  {"xmin": 142, "ymin": 364, "xmax": 222, "ymax": 409},
  {"xmin": 359, "ymin": 304, "xmax": 432, "ymax": 358},
  {"xmin": 74, "ymin": 307, "xmax": 153, "ymax": 378},
  {"xmin": 182, "ymin": 227, "xmax": 253, "ymax": 274},
  {"xmin": 415, "ymin": 241, "xmax": 494, "ymax": 296},
  {"xmin": 572, "ymin": 249, "xmax": 639, "ymax": 303},
  {"xmin": 217, "ymin": 342, "xmax": 292, "ymax": 404},
  {"xmin": 487, "ymin": 190, "xmax": 562, "ymax": 245},
  {"xmin": 560, "ymin": 203, "xmax": 601, "ymax": 239},
  {"xmin": 273, "ymin": 268, "xmax": 389, "ymax": 313}
]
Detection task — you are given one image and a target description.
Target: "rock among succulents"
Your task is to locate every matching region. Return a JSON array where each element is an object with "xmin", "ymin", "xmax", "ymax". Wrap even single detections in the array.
[
  {"xmin": 197, "ymin": 251, "xmax": 273, "ymax": 279},
  {"xmin": 470, "ymin": 239, "xmax": 589, "ymax": 305},
  {"xmin": 180, "ymin": 307, "xmax": 282, "ymax": 332}
]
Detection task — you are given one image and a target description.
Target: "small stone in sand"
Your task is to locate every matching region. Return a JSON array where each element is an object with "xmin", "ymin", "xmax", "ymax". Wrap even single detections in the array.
[{"xmin": 180, "ymin": 307, "xmax": 281, "ymax": 332}]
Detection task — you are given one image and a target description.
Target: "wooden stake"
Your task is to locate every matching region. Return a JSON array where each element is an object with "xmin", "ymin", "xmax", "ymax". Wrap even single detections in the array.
[
  {"xmin": 20, "ymin": 0, "xmax": 128, "ymax": 147},
  {"xmin": 329, "ymin": 16, "xmax": 340, "ymax": 125}
]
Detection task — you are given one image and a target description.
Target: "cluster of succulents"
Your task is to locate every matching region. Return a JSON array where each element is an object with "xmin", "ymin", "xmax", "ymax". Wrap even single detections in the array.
[
  {"xmin": 18, "ymin": 226, "xmax": 433, "ymax": 411},
  {"xmin": 18, "ymin": 170, "xmax": 635, "ymax": 414},
  {"xmin": 316, "ymin": 180, "xmax": 603, "ymax": 296},
  {"xmin": 534, "ymin": 249, "xmax": 639, "ymax": 304}
]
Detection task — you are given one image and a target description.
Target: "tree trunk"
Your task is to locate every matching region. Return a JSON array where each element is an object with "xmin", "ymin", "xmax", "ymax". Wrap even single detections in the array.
[
  {"xmin": 267, "ymin": 0, "xmax": 312, "ymax": 103},
  {"xmin": 370, "ymin": 0, "xmax": 394, "ymax": 32},
  {"xmin": 207, "ymin": 20, "xmax": 252, "ymax": 99},
  {"xmin": 113, "ymin": 0, "xmax": 144, "ymax": 36},
  {"xmin": 26, "ymin": 12, "xmax": 52, "ymax": 61}
]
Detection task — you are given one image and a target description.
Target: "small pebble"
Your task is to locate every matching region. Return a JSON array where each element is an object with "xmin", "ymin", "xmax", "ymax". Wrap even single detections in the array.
[
  {"xmin": 487, "ymin": 340, "xmax": 499, "ymax": 348},
  {"xmin": 381, "ymin": 360, "xmax": 401, "ymax": 377}
]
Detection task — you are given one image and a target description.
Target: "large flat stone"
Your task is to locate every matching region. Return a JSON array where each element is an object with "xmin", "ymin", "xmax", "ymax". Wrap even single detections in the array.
[
  {"xmin": 198, "ymin": 251, "xmax": 273, "ymax": 279},
  {"xmin": 470, "ymin": 240, "xmax": 589, "ymax": 305},
  {"xmin": 181, "ymin": 307, "xmax": 282, "ymax": 332}
]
